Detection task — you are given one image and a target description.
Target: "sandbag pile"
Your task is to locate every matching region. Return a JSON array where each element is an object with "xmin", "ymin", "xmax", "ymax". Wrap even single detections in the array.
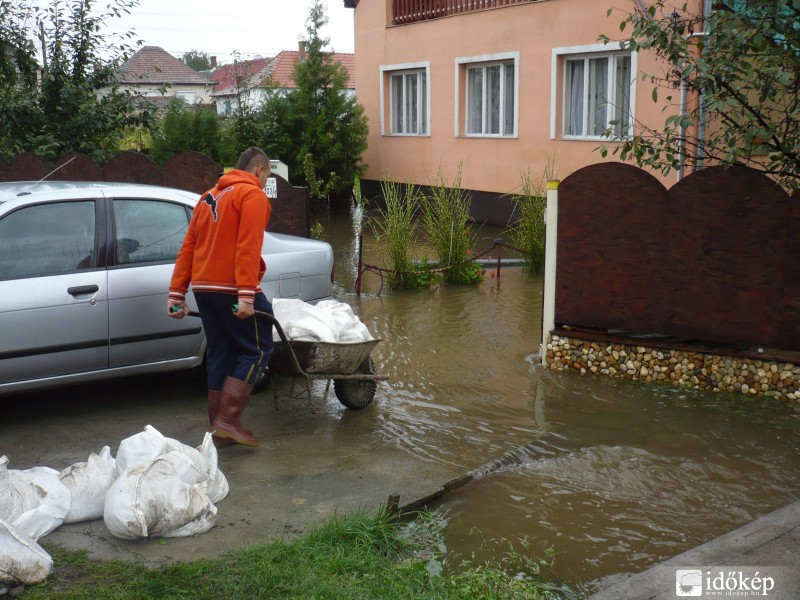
[
  {"xmin": 273, "ymin": 299, "xmax": 374, "ymax": 343},
  {"xmin": 0, "ymin": 425, "xmax": 227, "ymax": 585}
]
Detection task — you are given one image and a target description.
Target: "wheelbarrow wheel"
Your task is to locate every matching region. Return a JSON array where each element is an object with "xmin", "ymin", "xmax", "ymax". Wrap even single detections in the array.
[{"xmin": 334, "ymin": 357, "xmax": 377, "ymax": 409}]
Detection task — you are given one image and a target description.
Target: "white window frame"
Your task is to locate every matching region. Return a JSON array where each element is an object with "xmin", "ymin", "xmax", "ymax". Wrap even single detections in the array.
[
  {"xmin": 380, "ymin": 62, "xmax": 430, "ymax": 136},
  {"xmin": 175, "ymin": 90, "xmax": 197, "ymax": 105},
  {"xmin": 550, "ymin": 43, "xmax": 637, "ymax": 141},
  {"xmin": 455, "ymin": 52, "xmax": 519, "ymax": 138}
]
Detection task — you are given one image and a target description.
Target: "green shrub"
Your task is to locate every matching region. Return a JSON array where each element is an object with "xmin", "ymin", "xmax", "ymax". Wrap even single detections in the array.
[{"xmin": 150, "ymin": 99, "xmax": 236, "ymax": 166}]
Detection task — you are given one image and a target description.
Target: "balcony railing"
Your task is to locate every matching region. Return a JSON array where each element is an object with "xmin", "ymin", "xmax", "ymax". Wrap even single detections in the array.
[{"xmin": 392, "ymin": 0, "xmax": 532, "ymax": 25}]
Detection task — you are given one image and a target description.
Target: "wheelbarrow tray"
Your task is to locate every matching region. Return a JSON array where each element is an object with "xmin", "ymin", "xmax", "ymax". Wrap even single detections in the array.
[{"xmin": 269, "ymin": 338, "xmax": 382, "ymax": 375}]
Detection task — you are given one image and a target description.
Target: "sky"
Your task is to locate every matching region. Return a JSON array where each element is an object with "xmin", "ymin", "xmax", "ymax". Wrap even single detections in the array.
[{"xmin": 98, "ymin": 0, "xmax": 355, "ymax": 63}]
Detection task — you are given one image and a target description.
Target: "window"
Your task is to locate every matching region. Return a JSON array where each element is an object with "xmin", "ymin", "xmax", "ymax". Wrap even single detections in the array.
[
  {"xmin": 112, "ymin": 200, "xmax": 189, "ymax": 265},
  {"xmin": 564, "ymin": 52, "xmax": 632, "ymax": 139},
  {"xmin": 380, "ymin": 62, "xmax": 430, "ymax": 136},
  {"xmin": 175, "ymin": 90, "xmax": 196, "ymax": 105},
  {"xmin": 466, "ymin": 62, "xmax": 515, "ymax": 136},
  {"xmin": 456, "ymin": 52, "xmax": 519, "ymax": 138},
  {"xmin": 0, "ymin": 201, "xmax": 96, "ymax": 279}
]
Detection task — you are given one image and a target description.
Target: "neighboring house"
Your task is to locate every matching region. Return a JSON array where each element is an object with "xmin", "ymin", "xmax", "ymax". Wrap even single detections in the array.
[
  {"xmin": 211, "ymin": 44, "xmax": 356, "ymax": 116},
  {"xmin": 344, "ymin": 0, "xmax": 706, "ymax": 225},
  {"xmin": 113, "ymin": 46, "xmax": 212, "ymax": 107}
]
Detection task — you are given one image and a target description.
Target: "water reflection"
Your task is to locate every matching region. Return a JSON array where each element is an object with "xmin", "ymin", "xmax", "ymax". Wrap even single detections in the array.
[{"xmin": 321, "ymin": 206, "xmax": 800, "ymax": 592}]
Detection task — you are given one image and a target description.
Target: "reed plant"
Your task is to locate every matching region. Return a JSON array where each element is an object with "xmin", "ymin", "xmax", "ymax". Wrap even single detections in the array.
[
  {"xmin": 370, "ymin": 178, "xmax": 434, "ymax": 289},
  {"xmin": 421, "ymin": 165, "xmax": 481, "ymax": 284},
  {"xmin": 510, "ymin": 157, "xmax": 556, "ymax": 275}
]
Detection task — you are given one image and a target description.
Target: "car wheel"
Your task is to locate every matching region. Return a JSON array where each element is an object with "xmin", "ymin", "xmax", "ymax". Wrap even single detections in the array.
[{"xmin": 333, "ymin": 357, "xmax": 377, "ymax": 409}]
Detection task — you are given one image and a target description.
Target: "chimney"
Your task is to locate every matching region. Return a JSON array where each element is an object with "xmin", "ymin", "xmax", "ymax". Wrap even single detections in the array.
[
  {"xmin": 298, "ymin": 41, "xmax": 306, "ymax": 61},
  {"xmin": 210, "ymin": 56, "xmax": 217, "ymax": 69}
]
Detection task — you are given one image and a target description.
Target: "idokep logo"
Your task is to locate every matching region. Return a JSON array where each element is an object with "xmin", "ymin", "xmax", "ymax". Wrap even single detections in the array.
[
  {"xmin": 674, "ymin": 568, "xmax": 778, "ymax": 597},
  {"xmin": 676, "ymin": 569, "xmax": 703, "ymax": 596}
]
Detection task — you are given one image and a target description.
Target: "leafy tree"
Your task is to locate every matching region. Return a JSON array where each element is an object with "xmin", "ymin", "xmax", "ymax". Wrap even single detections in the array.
[
  {"xmin": 0, "ymin": 0, "xmax": 155, "ymax": 164},
  {"xmin": 259, "ymin": 0, "xmax": 368, "ymax": 205},
  {"xmin": 150, "ymin": 99, "xmax": 236, "ymax": 166},
  {"xmin": 599, "ymin": 0, "xmax": 800, "ymax": 192},
  {"xmin": 183, "ymin": 49, "xmax": 212, "ymax": 72}
]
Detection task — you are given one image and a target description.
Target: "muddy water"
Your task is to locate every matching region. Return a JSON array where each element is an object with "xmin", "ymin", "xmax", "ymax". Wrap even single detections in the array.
[{"xmin": 319, "ymin": 206, "xmax": 800, "ymax": 592}]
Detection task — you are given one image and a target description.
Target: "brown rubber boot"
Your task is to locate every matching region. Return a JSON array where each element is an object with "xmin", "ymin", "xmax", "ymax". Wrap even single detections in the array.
[
  {"xmin": 207, "ymin": 390, "xmax": 231, "ymax": 448},
  {"xmin": 211, "ymin": 376, "xmax": 260, "ymax": 447}
]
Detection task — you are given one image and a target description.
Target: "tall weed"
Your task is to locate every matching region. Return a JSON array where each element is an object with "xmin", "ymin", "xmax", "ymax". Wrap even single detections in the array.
[
  {"xmin": 422, "ymin": 165, "xmax": 480, "ymax": 284},
  {"xmin": 370, "ymin": 179, "xmax": 432, "ymax": 289},
  {"xmin": 510, "ymin": 157, "xmax": 557, "ymax": 275}
]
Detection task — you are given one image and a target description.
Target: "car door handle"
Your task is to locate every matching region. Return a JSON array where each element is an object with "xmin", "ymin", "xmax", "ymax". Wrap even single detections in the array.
[{"xmin": 67, "ymin": 285, "xmax": 99, "ymax": 296}]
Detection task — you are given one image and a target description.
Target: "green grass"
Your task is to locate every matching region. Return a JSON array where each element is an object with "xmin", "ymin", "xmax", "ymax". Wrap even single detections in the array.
[{"xmin": 26, "ymin": 510, "xmax": 585, "ymax": 599}]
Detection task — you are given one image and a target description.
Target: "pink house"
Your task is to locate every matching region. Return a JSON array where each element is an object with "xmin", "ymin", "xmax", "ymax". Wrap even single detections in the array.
[{"xmin": 345, "ymin": 0, "xmax": 706, "ymax": 225}]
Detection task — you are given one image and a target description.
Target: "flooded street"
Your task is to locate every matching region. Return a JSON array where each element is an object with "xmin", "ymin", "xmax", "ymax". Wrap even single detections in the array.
[{"xmin": 320, "ymin": 205, "xmax": 800, "ymax": 592}]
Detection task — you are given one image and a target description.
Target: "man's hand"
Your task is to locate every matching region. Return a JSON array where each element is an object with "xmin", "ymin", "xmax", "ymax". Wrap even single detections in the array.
[
  {"xmin": 233, "ymin": 301, "xmax": 254, "ymax": 320},
  {"xmin": 167, "ymin": 299, "xmax": 188, "ymax": 318}
]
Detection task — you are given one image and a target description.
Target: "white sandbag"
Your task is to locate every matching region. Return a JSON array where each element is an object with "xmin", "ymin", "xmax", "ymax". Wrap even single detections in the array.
[
  {"xmin": 104, "ymin": 452, "xmax": 216, "ymax": 540},
  {"xmin": 0, "ymin": 458, "xmax": 70, "ymax": 541},
  {"xmin": 0, "ymin": 518, "xmax": 52, "ymax": 585},
  {"xmin": 60, "ymin": 447, "xmax": 117, "ymax": 524},
  {"xmin": 272, "ymin": 299, "xmax": 374, "ymax": 343},
  {"xmin": 0, "ymin": 456, "xmax": 42, "ymax": 523},
  {"xmin": 196, "ymin": 433, "xmax": 229, "ymax": 504},
  {"xmin": 114, "ymin": 425, "xmax": 171, "ymax": 477},
  {"xmin": 273, "ymin": 299, "xmax": 338, "ymax": 342}
]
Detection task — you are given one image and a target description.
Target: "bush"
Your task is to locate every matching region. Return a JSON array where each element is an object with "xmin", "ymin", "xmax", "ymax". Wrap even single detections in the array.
[{"xmin": 150, "ymin": 100, "xmax": 236, "ymax": 166}]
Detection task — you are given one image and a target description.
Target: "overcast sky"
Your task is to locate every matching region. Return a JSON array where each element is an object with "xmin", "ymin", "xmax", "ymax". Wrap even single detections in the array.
[{"xmin": 100, "ymin": 0, "xmax": 355, "ymax": 63}]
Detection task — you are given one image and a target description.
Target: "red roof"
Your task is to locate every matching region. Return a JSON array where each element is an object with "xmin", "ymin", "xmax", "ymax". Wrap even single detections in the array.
[
  {"xmin": 119, "ymin": 46, "xmax": 209, "ymax": 85},
  {"xmin": 211, "ymin": 57, "xmax": 273, "ymax": 94},
  {"xmin": 211, "ymin": 51, "xmax": 355, "ymax": 96},
  {"xmin": 267, "ymin": 51, "xmax": 355, "ymax": 90}
]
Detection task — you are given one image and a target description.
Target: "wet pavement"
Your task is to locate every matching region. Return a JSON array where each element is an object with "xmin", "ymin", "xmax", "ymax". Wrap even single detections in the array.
[{"xmin": 1, "ymin": 372, "xmax": 464, "ymax": 566}]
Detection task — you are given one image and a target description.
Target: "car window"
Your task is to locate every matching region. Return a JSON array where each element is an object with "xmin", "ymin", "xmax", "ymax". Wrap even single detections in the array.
[
  {"xmin": 113, "ymin": 199, "xmax": 189, "ymax": 265},
  {"xmin": 0, "ymin": 201, "xmax": 95, "ymax": 279}
]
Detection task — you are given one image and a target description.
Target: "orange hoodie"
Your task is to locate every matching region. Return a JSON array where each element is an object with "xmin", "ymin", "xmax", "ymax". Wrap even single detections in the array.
[{"xmin": 169, "ymin": 169, "xmax": 271, "ymax": 304}]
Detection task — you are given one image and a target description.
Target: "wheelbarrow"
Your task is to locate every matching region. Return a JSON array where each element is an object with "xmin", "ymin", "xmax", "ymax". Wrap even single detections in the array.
[{"xmin": 182, "ymin": 307, "xmax": 387, "ymax": 409}]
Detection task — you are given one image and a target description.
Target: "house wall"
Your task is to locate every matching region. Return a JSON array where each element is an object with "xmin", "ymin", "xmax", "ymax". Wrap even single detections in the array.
[
  {"xmin": 111, "ymin": 83, "xmax": 213, "ymax": 106},
  {"xmin": 352, "ymin": 0, "xmax": 701, "ymax": 221}
]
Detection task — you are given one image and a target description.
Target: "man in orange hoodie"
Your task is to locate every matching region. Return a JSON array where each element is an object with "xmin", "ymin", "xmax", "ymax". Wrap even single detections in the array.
[{"xmin": 166, "ymin": 147, "xmax": 273, "ymax": 447}]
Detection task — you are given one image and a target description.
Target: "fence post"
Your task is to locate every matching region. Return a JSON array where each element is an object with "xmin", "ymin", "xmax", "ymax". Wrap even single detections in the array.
[
  {"xmin": 356, "ymin": 234, "xmax": 363, "ymax": 295},
  {"xmin": 540, "ymin": 180, "xmax": 560, "ymax": 366},
  {"xmin": 494, "ymin": 237, "xmax": 503, "ymax": 279}
]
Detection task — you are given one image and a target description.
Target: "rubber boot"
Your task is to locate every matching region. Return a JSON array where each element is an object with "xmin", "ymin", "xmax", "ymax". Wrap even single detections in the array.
[
  {"xmin": 207, "ymin": 390, "xmax": 231, "ymax": 448},
  {"xmin": 211, "ymin": 376, "xmax": 260, "ymax": 446}
]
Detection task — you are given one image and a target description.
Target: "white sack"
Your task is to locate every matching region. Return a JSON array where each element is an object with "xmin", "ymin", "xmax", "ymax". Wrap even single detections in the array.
[
  {"xmin": 0, "ymin": 518, "xmax": 52, "ymax": 585},
  {"xmin": 104, "ymin": 452, "xmax": 216, "ymax": 540},
  {"xmin": 0, "ymin": 457, "xmax": 70, "ymax": 541},
  {"xmin": 60, "ymin": 446, "xmax": 117, "ymax": 524},
  {"xmin": 272, "ymin": 299, "xmax": 374, "ymax": 343},
  {"xmin": 114, "ymin": 425, "xmax": 171, "ymax": 476},
  {"xmin": 196, "ymin": 433, "xmax": 229, "ymax": 504}
]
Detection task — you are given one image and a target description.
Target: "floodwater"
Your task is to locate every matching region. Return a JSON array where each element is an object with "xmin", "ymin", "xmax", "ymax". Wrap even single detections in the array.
[{"xmin": 318, "ymin": 205, "xmax": 800, "ymax": 592}]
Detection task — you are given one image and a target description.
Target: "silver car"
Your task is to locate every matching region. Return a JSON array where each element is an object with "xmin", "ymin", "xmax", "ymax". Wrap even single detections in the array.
[{"xmin": 0, "ymin": 181, "xmax": 334, "ymax": 396}]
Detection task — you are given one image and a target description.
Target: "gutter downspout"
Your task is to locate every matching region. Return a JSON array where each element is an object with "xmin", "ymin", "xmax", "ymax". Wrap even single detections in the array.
[
  {"xmin": 678, "ymin": 1, "xmax": 712, "ymax": 181},
  {"xmin": 695, "ymin": 0, "xmax": 712, "ymax": 170}
]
